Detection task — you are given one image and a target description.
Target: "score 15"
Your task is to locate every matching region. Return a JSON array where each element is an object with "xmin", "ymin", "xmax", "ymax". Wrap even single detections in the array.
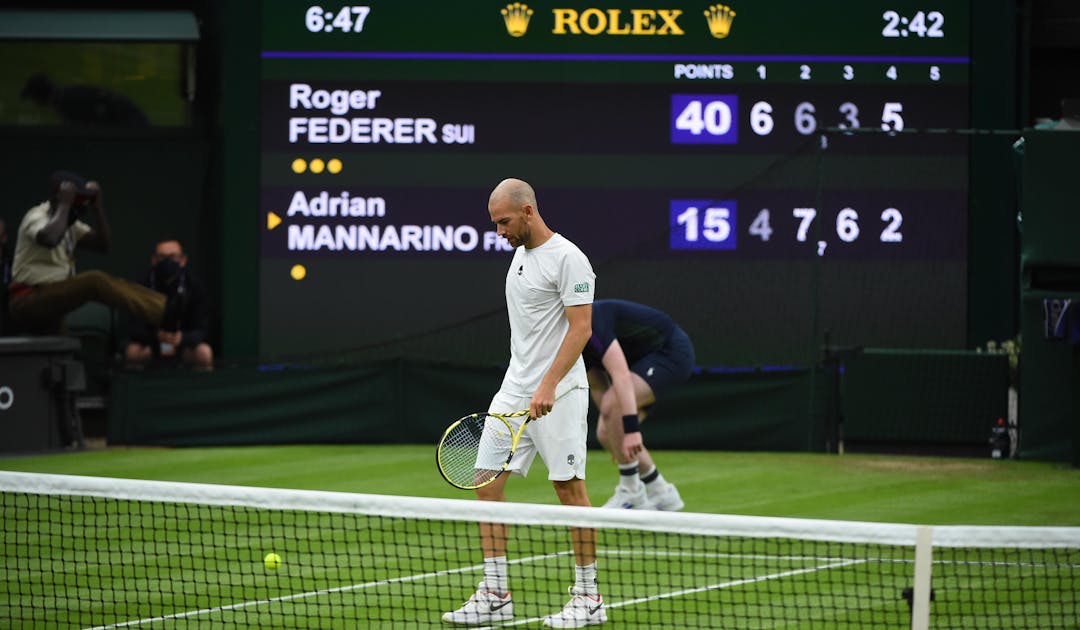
[{"xmin": 670, "ymin": 200, "xmax": 736, "ymax": 250}]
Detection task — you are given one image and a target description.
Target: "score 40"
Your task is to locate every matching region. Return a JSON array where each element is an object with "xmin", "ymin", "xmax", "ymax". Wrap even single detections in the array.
[{"xmin": 671, "ymin": 94, "xmax": 906, "ymax": 143}]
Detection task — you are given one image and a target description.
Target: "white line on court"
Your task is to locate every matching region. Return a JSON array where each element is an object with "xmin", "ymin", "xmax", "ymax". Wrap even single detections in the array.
[
  {"xmin": 82, "ymin": 551, "xmax": 573, "ymax": 629},
  {"xmin": 85, "ymin": 550, "xmax": 872, "ymax": 629},
  {"xmin": 475, "ymin": 558, "xmax": 868, "ymax": 629}
]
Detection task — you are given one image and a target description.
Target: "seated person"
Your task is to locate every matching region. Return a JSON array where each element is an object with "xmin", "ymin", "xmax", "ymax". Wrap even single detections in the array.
[
  {"xmin": 8, "ymin": 171, "xmax": 181, "ymax": 335},
  {"xmin": 124, "ymin": 239, "xmax": 213, "ymax": 370}
]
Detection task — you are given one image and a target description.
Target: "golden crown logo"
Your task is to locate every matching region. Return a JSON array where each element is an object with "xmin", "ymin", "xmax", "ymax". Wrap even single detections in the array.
[
  {"xmin": 703, "ymin": 3, "xmax": 736, "ymax": 39},
  {"xmin": 501, "ymin": 3, "xmax": 534, "ymax": 37}
]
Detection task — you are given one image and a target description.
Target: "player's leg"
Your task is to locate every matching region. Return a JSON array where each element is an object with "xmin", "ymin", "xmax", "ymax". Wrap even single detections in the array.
[
  {"xmin": 590, "ymin": 371, "xmax": 643, "ymax": 506},
  {"xmin": 476, "ymin": 392, "xmax": 538, "ymax": 591},
  {"xmin": 444, "ymin": 470, "xmax": 515, "ymax": 625},
  {"xmin": 595, "ymin": 384, "xmax": 652, "ymax": 509},
  {"xmin": 477, "ymin": 471, "xmax": 511, "ymax": 557},
  {"xmin": 552, "ymin": 478, "xmax": 597, "ymax": 580},
  {"xmin": 627, "ymin": 342, "xmax": 692, "ymax": 511},
  {"xmin": 538, "ymin": 390, "xmax": 607, "ymax": 627},
  {"xmin": 547, "ymin": 477, "xmax": 606, "ymax": 627},
  {"xmin": 444, "ymin": 393, "xmax": 531, "ymax": 625},
  {"xmin": 627, "ymin": 370, "xmax": 659, "ymax": 472},
  {"xmin": 444, "ymin": 472, "xmax": 515, "ymax": 625},
  {"xmin": 592, "ymin": 367, "xmax": 656, "ymax": 509},
  {"xmin": 551, "ymin": 478, "xmax": 596, "ymax": 592}
]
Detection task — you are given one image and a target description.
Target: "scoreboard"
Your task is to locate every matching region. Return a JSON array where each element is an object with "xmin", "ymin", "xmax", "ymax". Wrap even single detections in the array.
[{"xmin": 258, "ymin": 1, "xmax": 973, "ymax": 365}]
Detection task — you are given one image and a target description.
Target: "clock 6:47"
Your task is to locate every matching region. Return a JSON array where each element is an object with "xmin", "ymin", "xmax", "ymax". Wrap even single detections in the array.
[{"xmin": 305, "ymin": 6, "xmax": 371, "ymax": 33}]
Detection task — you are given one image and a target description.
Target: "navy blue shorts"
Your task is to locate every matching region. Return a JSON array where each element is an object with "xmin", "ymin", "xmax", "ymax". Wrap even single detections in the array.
[{"xmin": 629, "ymin": 326, "xmax": 695, "ymax": 395}]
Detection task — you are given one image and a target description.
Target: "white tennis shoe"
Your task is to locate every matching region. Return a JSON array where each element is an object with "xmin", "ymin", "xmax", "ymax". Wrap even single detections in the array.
[
  {"xmin": 442, "ymin": 584, "xmax": 514, "ymax": 625},
  {"xmin": 646, "ymin": 481, "xmax": 685, "ymax": 511},
  {"xmin": 543, "ymin": 589, "xmax": 607, "ymax": 627},
  {"xmin": 602, "ymin": 484, "xmax": 652, "ymax": 509}
]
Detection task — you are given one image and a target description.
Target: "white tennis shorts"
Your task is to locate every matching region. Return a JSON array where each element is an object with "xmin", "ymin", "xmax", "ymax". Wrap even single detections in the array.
[{"xmin": 480, "ymin": 387, "xmax": 588, "ymax": 481}]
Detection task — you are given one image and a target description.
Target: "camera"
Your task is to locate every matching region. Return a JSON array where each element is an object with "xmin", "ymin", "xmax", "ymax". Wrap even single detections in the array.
[
  {"xmin": 50, "ymin": 170, "xmax": 95, "ymax": 207},
  {"xmin": 73, "ymin": 189, "xmax": 97, "ymax": 207},
  {"xmin": 67, "ymin": 187, "xmax": 96, "ymax": 225},
  {"xmin": 50, "ymin": 171, "xmax": 97, "ymax": 225}
]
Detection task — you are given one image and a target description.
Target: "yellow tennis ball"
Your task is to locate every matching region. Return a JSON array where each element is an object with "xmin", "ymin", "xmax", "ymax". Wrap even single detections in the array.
[{"xmin": 264, "ymin": 552, "xmax": 282, "ymax": 570}]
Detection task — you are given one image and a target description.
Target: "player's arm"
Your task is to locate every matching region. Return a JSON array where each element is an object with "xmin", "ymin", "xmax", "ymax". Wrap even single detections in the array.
[
  {"xmin": 531, "ymin": 302, "xmax": 592, "ymax": 419},
  {"xmin": 601, "ymin": 339, "xmax": 645, "ymax": 460}
]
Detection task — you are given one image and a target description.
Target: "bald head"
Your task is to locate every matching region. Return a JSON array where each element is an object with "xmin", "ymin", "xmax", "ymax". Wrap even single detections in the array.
[
  {"xmin": 488, "ymin": 177, "xmax": 552, "ymax": 249},
  {"xmin": 489, "ymin": 178, "xmax": 537, "ymax": 212}
]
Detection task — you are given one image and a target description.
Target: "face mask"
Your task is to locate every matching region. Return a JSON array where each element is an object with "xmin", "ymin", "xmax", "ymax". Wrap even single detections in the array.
[{"xmin": 152, "ymin": 258, "xmax": 182, "ymax": 291}]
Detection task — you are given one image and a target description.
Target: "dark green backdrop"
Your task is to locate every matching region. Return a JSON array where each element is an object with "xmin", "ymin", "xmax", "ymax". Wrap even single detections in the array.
[
  {"xmin": 1018, "ymin": 130, "xmax": 1080, "ymax": 464},
  {"xmin": 6, "ymin": 1, "xmax": 1071, "ymax": 460}
]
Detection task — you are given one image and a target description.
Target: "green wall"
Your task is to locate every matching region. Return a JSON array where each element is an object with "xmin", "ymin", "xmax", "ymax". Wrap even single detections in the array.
[
  {"xmin": 109, "ymin": 362, "xmax": 825, "ymax": 452},
  {"xmin": 967, "ymin": 0, "xmax": 1021, "ymax": 349},
  {"xmin": 1018, "ymin": 130, "xmax": 1080, "ymax": 463}
]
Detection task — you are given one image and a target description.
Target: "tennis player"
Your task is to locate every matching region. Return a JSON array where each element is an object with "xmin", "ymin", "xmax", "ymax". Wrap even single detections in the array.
[
  {"xmin": 444, "ymin": 178, "xmax": 606, "ymax": 627},
  {"xmin": 584, "ymin": 299, "xmax": 695, "ymax": 511}
]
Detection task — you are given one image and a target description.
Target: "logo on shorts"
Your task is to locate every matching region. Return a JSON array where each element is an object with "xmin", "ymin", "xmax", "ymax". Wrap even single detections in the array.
[{"xmin": 567, "ymin": 453, "xmax": 575, "ymax": 465}]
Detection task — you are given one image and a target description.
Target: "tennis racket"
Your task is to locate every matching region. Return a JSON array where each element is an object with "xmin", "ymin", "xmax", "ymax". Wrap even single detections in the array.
[{"xmin": 436, "ymin": 409, "xmax": 533, "ymax": 490}]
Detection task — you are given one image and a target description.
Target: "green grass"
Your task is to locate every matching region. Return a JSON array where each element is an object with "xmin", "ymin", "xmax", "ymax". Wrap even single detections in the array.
[{"xmin": 2, "ymin": 447, "xmax": 1078, "ymax": 628}]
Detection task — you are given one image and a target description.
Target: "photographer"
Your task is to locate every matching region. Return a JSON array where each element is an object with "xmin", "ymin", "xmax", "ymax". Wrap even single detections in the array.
[
  {"xmin": 124, "ymin": 239, "xmax": 213, "ymax": 370},
  {"xmin": 8, "ymin": 171, "xmax": 181, "ymax": 335}
]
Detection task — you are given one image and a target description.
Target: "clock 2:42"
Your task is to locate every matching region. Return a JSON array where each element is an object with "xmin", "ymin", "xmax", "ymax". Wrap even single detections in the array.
[{"xmin": 881, "ymin": 10, "xmax": 945, "ymax": 38}]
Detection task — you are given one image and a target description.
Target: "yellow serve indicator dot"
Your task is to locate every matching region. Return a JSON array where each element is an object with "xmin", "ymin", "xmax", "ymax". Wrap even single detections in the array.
[
  {"xmin": 309, "ymin": 159, "xmax": 325, "ymax": 174},
  {"xmin": 291, "ymin": 158, "xmax": 307, "ymax": 174},
  {"xmin": 290, "ymin": 264, "xmax": 307, "ymax": 280},
  {"xmin": 327, "ymin": 158, "xmax": 343, "ymax": 174}
]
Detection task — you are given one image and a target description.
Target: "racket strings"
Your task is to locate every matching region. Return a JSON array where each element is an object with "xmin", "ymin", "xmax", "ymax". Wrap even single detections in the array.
[{"xmin": 438, "ymin": 413, "xmax": 516, "ymax": 488}]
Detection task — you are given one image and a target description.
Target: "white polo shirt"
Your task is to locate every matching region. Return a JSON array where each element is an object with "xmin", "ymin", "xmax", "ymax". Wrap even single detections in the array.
[
  {"xmin": 500, "ymin": 232, "xmax": 595, "ymax": 397},
  {"xmin": 11, "ymin": 201, "xmax": 91, "ymax": 285}
]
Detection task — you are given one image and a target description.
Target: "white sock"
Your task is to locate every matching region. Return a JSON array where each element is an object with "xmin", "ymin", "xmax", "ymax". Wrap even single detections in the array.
[
  {"xmin": 482, "ymin": 556, "xmax": 509, "ymax": 595},
  {"xmin": 617, "ymin": 460, "xmax": 641, "ymax": 491},
  {"xmin": 641, "ymin": 465, "xmax": 665, "ymax": 488},
  {"xmin": 574, "ymin": 563, "xmax": 599, "ymax": 596}
]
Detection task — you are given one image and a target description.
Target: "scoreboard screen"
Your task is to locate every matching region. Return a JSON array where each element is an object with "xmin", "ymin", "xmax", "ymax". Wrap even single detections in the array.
[{"xmin": 258, "ymin": 1, "xmax": 971, "ymax": 365}]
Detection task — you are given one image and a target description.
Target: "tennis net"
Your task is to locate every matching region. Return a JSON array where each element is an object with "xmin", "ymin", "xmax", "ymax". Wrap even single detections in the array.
[{"xmin": 2, "ymin": 471, "xmax": 1078, "ymax": 628}]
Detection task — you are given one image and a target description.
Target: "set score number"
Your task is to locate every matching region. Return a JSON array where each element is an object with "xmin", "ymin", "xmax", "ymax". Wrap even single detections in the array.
[
  {"xmin": 670, "ymin": 202, "xmax": 905, "ymax": 253},
  {"xmin": 672, "ymin": 95, "xmax": 907, "ymax": 143}
]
